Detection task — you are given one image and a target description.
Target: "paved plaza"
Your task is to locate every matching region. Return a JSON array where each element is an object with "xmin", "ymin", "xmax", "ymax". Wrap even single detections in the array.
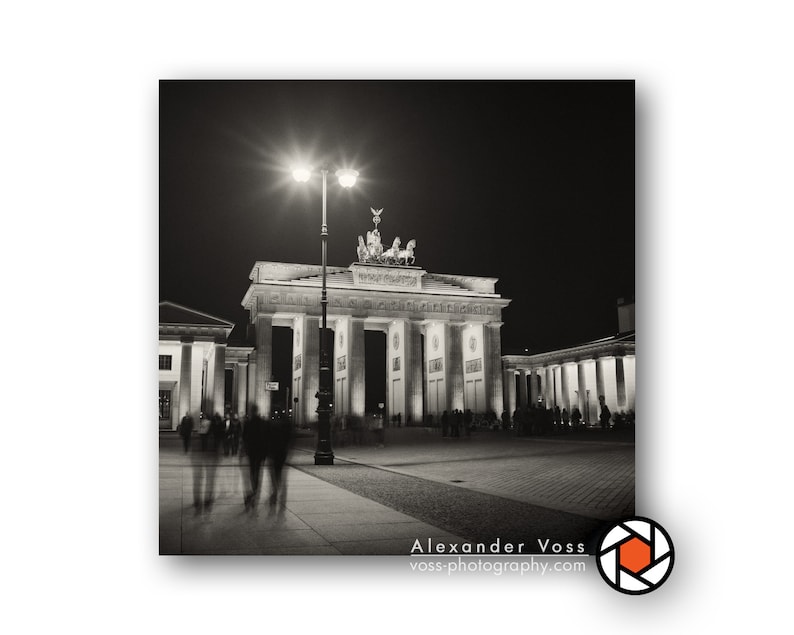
[{"xmin": 159, "ymin": 427, "xmax": 634, "ymax": 555}]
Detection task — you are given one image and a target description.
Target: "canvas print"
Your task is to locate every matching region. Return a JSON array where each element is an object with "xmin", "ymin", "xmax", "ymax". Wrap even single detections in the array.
[{"xmin": 158, "ymin": 80, "xmax": 635, "ymax": 557}]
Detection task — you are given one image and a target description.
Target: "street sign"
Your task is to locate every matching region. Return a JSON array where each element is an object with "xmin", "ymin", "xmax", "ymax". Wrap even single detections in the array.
[{"xmin": 266, "ymin": 381, "xmax": 279, "ymax": 391}]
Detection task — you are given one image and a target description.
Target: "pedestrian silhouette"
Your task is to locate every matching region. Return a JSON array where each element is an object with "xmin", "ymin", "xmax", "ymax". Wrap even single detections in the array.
[
  {"xmin": 198, "ymin": 415, "xmax": 211, "ymax": 451},
  {"xmin": 179, "ymin": 411, "xmax": 194, "ymax": 453},
  {"xmin": 453, "ymin": 409, "xmax": 462, "ymax": 437},
  {"xmin": 599, "ymin": 396, "xmax": 611, "ymax": 431},
  {"xmin": 190, "ymin": 414, "xmax": 219, "ymax": 514},
  {"xmin": 229, "ymin": 412, "xmax": 241, "ymax": 456},
  {"xmin": 211, "ymin": 411, "xmax": 224, "ymax": 453},
  {"xmin": 243, "ymin": 405, "xmax": 268, "ymax": 513},
  {"xmin": 571, "ymin": 406, "xmax": 582, "ymax": 429},
  {"xmin": 267, "ymin": 411, "xmax": 292, "ymax": 515}
]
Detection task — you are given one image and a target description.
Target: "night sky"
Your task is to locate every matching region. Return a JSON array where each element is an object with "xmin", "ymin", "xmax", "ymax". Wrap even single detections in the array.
[{"xmin": 160, "ymin": 80, "xmax": 634, "ymax": 371}]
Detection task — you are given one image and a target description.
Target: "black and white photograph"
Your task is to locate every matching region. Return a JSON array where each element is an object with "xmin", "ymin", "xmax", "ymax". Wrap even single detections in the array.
[
  {"xmin": 158, "ymin": 80, "xmax": 635, "ymax": 557},
  {"xmin": 6, "ymin": 1, "xmax": 793, "ymax": 631}
]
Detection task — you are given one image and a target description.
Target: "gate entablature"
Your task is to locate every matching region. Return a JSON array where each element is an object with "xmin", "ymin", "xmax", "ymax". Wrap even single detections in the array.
[{"xmin": 242, "ymin": 261, "xmax": 509, "ymax": 326}]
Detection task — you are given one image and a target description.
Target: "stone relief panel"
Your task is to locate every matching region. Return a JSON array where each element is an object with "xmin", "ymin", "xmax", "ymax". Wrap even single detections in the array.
[{"xmin": 253, "ymin": 289, "xmax": 501, "ymax": 321}]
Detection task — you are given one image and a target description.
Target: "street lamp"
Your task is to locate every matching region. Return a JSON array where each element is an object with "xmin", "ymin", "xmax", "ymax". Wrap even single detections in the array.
[{"xmin": 292, "ymin": 164, "xmax": 359, "ymax": 465}]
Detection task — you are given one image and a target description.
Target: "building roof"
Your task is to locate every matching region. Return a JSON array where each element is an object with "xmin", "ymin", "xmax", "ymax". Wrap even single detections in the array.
[
  {"xmin": 246, "ymin": 261, "xmax": 502, "ymax": 298},
  {"xmin": 159, "ymin": 301, "xmax": 235, "ymax": 328},
  {"xmin": 503, "ymin": 330, "xmax": 635, "ymax": 369}
]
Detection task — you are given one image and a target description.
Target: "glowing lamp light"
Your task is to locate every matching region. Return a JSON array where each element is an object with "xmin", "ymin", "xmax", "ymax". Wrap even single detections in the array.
[
  {"xmin": 292, "ymin": 166, "xmax": 312, "ymax": 182},
  {"xmin": 335, "ymin": 168, "xmax": 359, "ymax": 188}
]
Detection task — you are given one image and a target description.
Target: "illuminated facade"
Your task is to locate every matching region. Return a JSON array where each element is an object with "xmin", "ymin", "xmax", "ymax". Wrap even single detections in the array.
[
  {"xmin": 240, "ymin": 261, "xmax": 511, "ymax": 426},
  {"xmin": 502, "ymin": 300, "xmax": 636, "ymax": 423},
  {"xmin": 159, "ymin": 284, "xmax": 634, "ymax": 430},
  {"xmin": 158, "ymin": 302, "xmax": 252, "ymax": 430}
]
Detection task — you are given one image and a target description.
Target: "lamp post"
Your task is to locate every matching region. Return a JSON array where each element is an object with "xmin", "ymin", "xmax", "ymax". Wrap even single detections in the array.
[{"xmin": 293, "ymin": 164, "xmax": 359, "ymax": 465}]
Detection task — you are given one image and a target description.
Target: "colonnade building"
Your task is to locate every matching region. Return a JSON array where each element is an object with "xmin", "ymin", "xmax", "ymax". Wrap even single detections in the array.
[
  {"xmin": 502, "ymin": 299, "xmax": 635, "ymax": 423},
  {"xmin": 158, "ymin": 302, "xmax": 253, "ymax": 430}
]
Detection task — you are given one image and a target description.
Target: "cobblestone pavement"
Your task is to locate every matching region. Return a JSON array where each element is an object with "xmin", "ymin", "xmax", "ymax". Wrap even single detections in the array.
[
  {"xmin": 159, "ymin": 427, "xmax": 634, "ymax": 555},
  {"xmin": 294, "ymin": 427, "xmax": 634, "ymax": 521}
]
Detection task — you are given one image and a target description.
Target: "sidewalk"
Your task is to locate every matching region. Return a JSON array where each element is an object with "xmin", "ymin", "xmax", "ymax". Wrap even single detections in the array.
[{"xmin": 159, "ymin": 447, "xmax": 464, "ymax": 555}]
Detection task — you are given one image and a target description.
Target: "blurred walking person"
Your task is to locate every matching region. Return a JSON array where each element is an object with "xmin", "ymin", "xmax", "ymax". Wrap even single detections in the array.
[
  {"xmin": 222, "ymin": 412, "xmax": 233, "ymax": 456},
  {"xmin": 267, "ymin": 411, "xmax": 292, "ymax": 515},
  {"xmin": 229, "ymin": 412, "xmax": 242, "ymax": 456},
  {"xmin": 243, "ymin": 405, "xmax": 268, "ymax": 512},
  {"xmin": 211, "ymin": 411, "xmax": 225, "ymax": 453},
  {"xmin": 191, "ymin": 413, "xmax": 219, "ymax": 514},
  {"xmin": 198, "ymin": 414, "xmax": 211, "ymax": 451},
  {"xmin": 179, "ymin": 411, "xmax": 194, "ymax": 453}
]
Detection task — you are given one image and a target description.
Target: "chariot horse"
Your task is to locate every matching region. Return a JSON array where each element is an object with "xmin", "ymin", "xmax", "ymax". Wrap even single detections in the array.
[
  {"xmin": 382, "ymin": 237, "xmax": 401, "ymax": 263},
  {"xmin": 397, "ymin": 239, "xmax": 416, "ymax": 265}
]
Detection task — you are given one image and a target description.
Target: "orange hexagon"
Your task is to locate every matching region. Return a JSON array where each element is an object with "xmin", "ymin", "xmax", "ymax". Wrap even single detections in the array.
[{"xmin": 619, "ymin": 537, "xmax": 651, "ymax": 573}]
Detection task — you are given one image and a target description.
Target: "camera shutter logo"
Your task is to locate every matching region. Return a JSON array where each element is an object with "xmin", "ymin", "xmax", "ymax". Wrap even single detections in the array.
[{"xmin": 596, "ymin": 517, "xmax": 674, "ymax": 594}]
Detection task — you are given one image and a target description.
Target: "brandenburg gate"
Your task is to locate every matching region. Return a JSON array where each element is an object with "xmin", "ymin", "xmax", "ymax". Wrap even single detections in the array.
[{"xmin": 240, "ymin": 217, "xmax": 511, "ymax": 425}]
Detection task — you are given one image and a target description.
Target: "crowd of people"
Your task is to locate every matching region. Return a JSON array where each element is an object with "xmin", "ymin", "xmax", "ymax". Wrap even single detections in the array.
[
  {"xmin": 321, "ymin": 396, "xmax": 635, "ymax": 446},
  {"xmin": 505, "ymin": 397, "xmax": 635, "ymax": 436},
  {"xmin": 422, "ymin": 396, "xmax": 634, "ymax": 437},
  {"xmin": 177, "ymin": 407, "xmax": 292, "ymax": 515}
]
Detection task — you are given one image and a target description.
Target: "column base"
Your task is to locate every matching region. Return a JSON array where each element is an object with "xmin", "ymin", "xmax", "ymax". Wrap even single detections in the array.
[{"xmin": 314, "ymin": 452, "xmax": 335, "ymax": 465}]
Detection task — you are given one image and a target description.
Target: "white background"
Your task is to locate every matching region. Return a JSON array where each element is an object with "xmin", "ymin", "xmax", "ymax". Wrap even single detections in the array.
[{"xmin": 2, "ymin": 1, "xmax": 792, "ymax": 632}]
